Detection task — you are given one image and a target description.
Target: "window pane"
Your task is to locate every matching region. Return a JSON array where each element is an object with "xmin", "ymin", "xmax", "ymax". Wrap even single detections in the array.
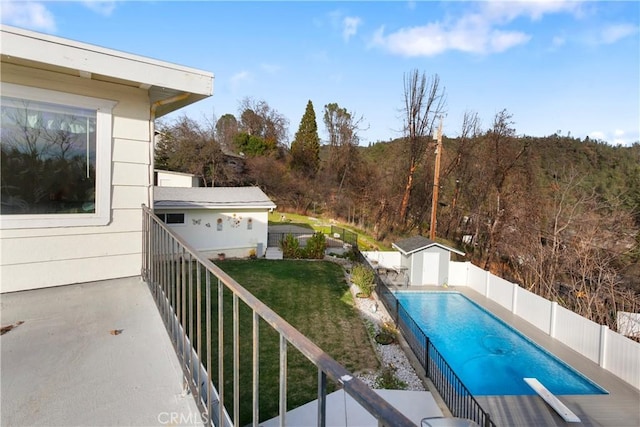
[
  {"xmin": 166, "ymin": 213, "xmax": 184, "ymax": 224},
  {"xmin": 1, "ymin": 97, "xmax": 97, "ymax": 215}
]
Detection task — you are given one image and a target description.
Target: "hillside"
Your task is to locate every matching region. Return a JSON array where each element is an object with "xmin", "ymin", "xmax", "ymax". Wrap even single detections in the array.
[{"xmin": 155, "ymin": 116, "xmax": 640, "ymax": 333}]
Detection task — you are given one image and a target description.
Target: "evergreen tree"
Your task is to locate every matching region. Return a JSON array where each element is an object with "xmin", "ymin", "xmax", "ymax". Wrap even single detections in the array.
[{"xmin": 291, "ymin": 100, "xmax": 320, "ymax": 176}]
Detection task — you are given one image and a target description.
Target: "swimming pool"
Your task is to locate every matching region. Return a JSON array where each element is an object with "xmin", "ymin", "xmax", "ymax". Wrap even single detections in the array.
[{"xmin": 394, "ymin": 291, "xmax": 608, "ymax": 396}]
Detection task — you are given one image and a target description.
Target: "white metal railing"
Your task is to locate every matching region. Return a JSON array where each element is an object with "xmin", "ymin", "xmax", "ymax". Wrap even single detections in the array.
[{"xmin": 141, "ymin": 205, "xmax": 416, "ymax": 427}]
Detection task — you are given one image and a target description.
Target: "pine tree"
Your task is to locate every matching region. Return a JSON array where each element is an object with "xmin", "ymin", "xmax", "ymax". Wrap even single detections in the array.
[{"xmin": 291, "ymin": 100, "xmax": 320, "ymax": 177}]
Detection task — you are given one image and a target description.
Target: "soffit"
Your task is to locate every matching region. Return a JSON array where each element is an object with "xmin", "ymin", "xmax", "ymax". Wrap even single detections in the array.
[{"xmin": 1, "ymin": 25, "xmax": 213, "ymax": 118}]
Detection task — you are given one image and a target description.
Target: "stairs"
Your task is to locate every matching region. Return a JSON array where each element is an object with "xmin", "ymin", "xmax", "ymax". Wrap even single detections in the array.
[{"xmin": 265, "ymin": 247, "xmax": 283, "ymax": 260}]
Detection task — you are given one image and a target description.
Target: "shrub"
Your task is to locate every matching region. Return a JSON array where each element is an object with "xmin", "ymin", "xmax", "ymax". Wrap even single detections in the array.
[
  {"xmin": 374, "ymin": 365, "xmax": 407, "ymax": 390},
  {"xmin": 305, "ymin": 232, "xmax": 326, "ymax": 259},
  {"xmin": 344, "ymin": 249, "xmax": 357, "ymax": 262},
  {"xmin": 279, "ymin": 233, "xmax": 302, "ymax": 259},
  {"xmin": 351, "ymin": 263, "xmax": 375, "ymax": 297}
]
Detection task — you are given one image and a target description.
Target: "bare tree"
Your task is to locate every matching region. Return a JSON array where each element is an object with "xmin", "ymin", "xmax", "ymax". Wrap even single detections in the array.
[
  {"xmin": 238, "ymin": 97, "xmax": 289, "ymax": 147},
  {"xmin": 399, "ymin": 70, "xmax": 446, "ymax": 224},
  {"xmin": 323, "ymin": 103, "xmax": 365, "ymax": 196},
  {"xmin": 480, "ymin": 109, "xmax": 528, "ymax": 269},
  {"xmin": 155, "ymin": 116, "xmax": 226, "ymax": 187},
  {"xmin": 440, "ymin": 111, "xmax": 482, "ymax": 239}
]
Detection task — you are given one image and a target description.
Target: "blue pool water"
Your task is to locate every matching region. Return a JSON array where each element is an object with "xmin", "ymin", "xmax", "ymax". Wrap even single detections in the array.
[{"xmin": 395, "ymin": 292, "xmax": 608, "ymax": 396}]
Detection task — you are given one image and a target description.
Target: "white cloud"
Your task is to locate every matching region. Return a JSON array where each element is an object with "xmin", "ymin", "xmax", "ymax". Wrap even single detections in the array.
[
  {"xmin": 611, "ymin": 129, "xmax": 639, "ymax": 146},
  {"xmin": 552, "ymin": 35, "xmax": 566, "ymax": 48},
  {"xmin": 599, "ymin": 23, "xmax": 638, "ymax": 44},
  {"xmin": 328, "ymin": 10, "xmax": 363, "ymax": 42},
  {"xmin": 588, "ymin": 130, "xmax": 606, "ymax": 141},
  {"xmin": 588, "ymin": 129, "xmax": 639, "ymax": 146},
  {"xmin": 370, "ymin": 0, "xmax": 582, "ymax": 57},
  {"xmin": 489, "ymin": 29, "xmax": 531, "ymax": 52},
  {"xmin": 82, "ymin": 1, "xmax": 117, "ymax": 17},
  {"xmin": 371, "ymin": 16, "xmax": 530, "ymax": 57},
  {"xmin": 0, "ymin": 0, "xmax": 56, "ymax": 32},
  {"xmin": 343, "ymin": 16, "xmax": 362, "ymax": 42},
  {"xmin": 230, "ymin": 71, "xmax": 252, "ymax": 90},
  {"xmin": 482, "ymin": 0, "xmax": 583, "ymax": 23}
]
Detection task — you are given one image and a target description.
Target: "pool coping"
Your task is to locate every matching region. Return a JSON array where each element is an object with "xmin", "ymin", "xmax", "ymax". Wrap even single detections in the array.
[{"xmin": 389, "ymin": 285, "xmax": 640, "ymax": 427}]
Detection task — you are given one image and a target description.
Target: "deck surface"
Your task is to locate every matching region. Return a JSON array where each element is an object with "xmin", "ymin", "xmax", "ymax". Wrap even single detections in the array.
[{"xmin": 1, "ymin": 278, "xmax": 203, "ymax": 427}]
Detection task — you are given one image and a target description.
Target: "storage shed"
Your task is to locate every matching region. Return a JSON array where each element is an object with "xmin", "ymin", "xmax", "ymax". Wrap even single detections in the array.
[
  {"xmin": 153, "ymin": 186, "xmax": 276, "ymax": 259},
  {"xmin": 392, "ymin": 236, "xmax": 465, "ymax": 286}
]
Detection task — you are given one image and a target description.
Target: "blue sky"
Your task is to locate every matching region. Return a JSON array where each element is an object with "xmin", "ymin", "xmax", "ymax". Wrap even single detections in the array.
[{"xmin": 2, "ymin": 0, "xmax": 639, "ymax": 146}]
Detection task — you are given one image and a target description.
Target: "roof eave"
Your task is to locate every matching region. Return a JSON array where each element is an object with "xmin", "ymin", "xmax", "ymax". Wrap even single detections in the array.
[
  {"xmin": 392, "ymin": 242, "xmax": 465, "ymax": 256},
  {"xmin": 155, "ymin": 203, "xmax": 276, "ymax": 210},
  {"xmin": 1, "ymin": 25, "xmax": 213, "ymax": 117},
  {"xmin": 391, "ymin": 243, "xmax": 408, "ymax": 255}
]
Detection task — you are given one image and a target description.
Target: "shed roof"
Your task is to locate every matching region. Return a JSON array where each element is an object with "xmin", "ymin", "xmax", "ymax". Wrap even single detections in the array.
[
  {"xmin": 155, "ymin": 169, "xmax": 197, "ymax": 178},
  {"xmin": 1, "ymin": 25, "xmax": 213, "ymax": 117},
  {"xmin": 154, "ymin": 187, "xmax": 276, "ymax": 210},
  {"xmin": 392, "ymin": 236, "xmax": 465, "ymax": 256}
]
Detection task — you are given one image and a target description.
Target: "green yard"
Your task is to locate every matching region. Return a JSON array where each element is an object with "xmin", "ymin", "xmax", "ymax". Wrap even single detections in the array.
[
  {"xmin": 203, "ymin": 259, "xmax": 379, "ymax": 425},
  {"xmin": 268, "ymin": 210, "xmax": 392, "ymax": 251}
]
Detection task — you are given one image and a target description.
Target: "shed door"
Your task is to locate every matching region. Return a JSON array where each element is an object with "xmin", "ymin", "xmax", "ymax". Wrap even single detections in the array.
[{"xmin": 422, "ymin": 252, "xmax": 440, "ymax": 285}]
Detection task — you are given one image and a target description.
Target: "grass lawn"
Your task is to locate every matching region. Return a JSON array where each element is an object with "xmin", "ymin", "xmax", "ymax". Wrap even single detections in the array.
[
  {"xmin": 268, "ymin": 210, "xmax": 391, "ymax": 251},
  {"xmin": 203, "ymin": 259, "xmax": 379, "ymax": 425}
]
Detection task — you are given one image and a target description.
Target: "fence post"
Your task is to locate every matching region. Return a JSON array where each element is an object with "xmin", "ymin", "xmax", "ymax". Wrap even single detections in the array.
[
  {"xmin": 549, "ymin": 301, "xmax": 558, "ymax": 338},
  {"xmin": 511, "ymin": 283, "xmax": 518, "ymax": 315},
  {"xmin": 424, "ymin": 337, "xmax": 430, "ymax": 377},
  {"xmin": 485, "ymin": 272, "xmax": 490, "ymax": 298},
  {"xmin": 599, "ymin": 324, "xmax": 609, "ymax": 368}
]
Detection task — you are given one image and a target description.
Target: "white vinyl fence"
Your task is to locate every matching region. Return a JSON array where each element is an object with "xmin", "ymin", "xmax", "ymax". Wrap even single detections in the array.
[
  {"xmin": 449, "ymin": 261, "xmax": 640, "ymax": 390},
  {"xmin": 362, "ymin": 251, "xmax": 401, "ymax": 270}
]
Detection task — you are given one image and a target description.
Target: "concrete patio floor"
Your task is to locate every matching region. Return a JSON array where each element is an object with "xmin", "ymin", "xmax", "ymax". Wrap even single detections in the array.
[
  {"xmin": 260, "ymin": 389, "xmax": 444, "ymax": 427},
  {"xmin": 1, "ymin": 277, "xmax": 203, "ymax": 427}
]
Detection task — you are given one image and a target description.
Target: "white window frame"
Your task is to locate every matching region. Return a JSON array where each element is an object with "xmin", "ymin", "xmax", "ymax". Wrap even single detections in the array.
[{"xmin": 0, "ymin": 83, "xmax": 116, "ymax": 229}]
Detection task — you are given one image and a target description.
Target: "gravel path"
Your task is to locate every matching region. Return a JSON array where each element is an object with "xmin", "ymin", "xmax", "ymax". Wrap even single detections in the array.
[{"xmin": 348, "ymin": 282, "xmax": 426, "ymax": 391}]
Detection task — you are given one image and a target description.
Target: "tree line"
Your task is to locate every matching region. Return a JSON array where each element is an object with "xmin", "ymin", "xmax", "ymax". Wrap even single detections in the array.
[{"xmin": 155, "ymin": 69, "xmax": 640, "ymax": 335}]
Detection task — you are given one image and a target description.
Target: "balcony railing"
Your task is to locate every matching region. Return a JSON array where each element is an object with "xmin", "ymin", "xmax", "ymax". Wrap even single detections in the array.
[{"xmin": 141, "ymin": 205, "xmax": 416, "ymax": 427}]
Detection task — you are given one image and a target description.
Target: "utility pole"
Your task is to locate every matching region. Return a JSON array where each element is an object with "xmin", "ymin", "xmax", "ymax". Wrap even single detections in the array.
[{"xmin": 429, "ymin": 117, "xmax": 443, "ymax": 240}]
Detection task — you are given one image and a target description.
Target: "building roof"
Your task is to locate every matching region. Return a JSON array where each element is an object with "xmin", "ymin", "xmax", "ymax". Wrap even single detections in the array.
[
  {"xmin": 392, "ymin": 236, "xmax": 465, "ymax": 256},
  {"xmin": 154, "ymin": 186, "xmax": 276, "ymax": 210},
  {"xmin": 155, "ymin": 169, "xmax": 197, "ymax": 178},
  {"xmin": 1, "ymin": 25, "xmax": 213, "ymax": 117}
]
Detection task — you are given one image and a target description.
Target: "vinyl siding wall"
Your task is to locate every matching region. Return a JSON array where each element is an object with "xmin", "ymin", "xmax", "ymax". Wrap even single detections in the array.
[
  {"xmin": 154, "ymin": 208, "xmax": 270, "ymax": 259},
  {"xmin": 1, "ymin": 63, "xmax": 151, "ymax": 292}
]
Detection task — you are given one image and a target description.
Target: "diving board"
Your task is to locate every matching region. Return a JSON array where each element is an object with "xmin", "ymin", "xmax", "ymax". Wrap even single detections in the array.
[{"xmin": 524, "ymin": 378, "xmax": 581, "ymax": 423}]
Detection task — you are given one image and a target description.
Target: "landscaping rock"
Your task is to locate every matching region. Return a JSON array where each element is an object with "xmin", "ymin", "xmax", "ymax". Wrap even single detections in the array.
[{"xmin": 349, "ymin": 283, "xmax": 425, "ymax": 391}]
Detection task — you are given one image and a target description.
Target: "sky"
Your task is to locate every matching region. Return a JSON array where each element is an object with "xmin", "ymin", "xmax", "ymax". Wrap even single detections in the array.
[{"xmin": 2, "ymin": 0, "xmax": 639, "ymax": 146}]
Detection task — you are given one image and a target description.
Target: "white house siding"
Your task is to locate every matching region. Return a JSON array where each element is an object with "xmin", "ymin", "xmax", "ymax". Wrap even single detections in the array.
[
  {"xmin": 0, "ymin": 63, "xmax": 151, "ymax": 292},
  {"xmin": 157, "ymin": 209, "xmax": 269, "ymax": 259}
]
